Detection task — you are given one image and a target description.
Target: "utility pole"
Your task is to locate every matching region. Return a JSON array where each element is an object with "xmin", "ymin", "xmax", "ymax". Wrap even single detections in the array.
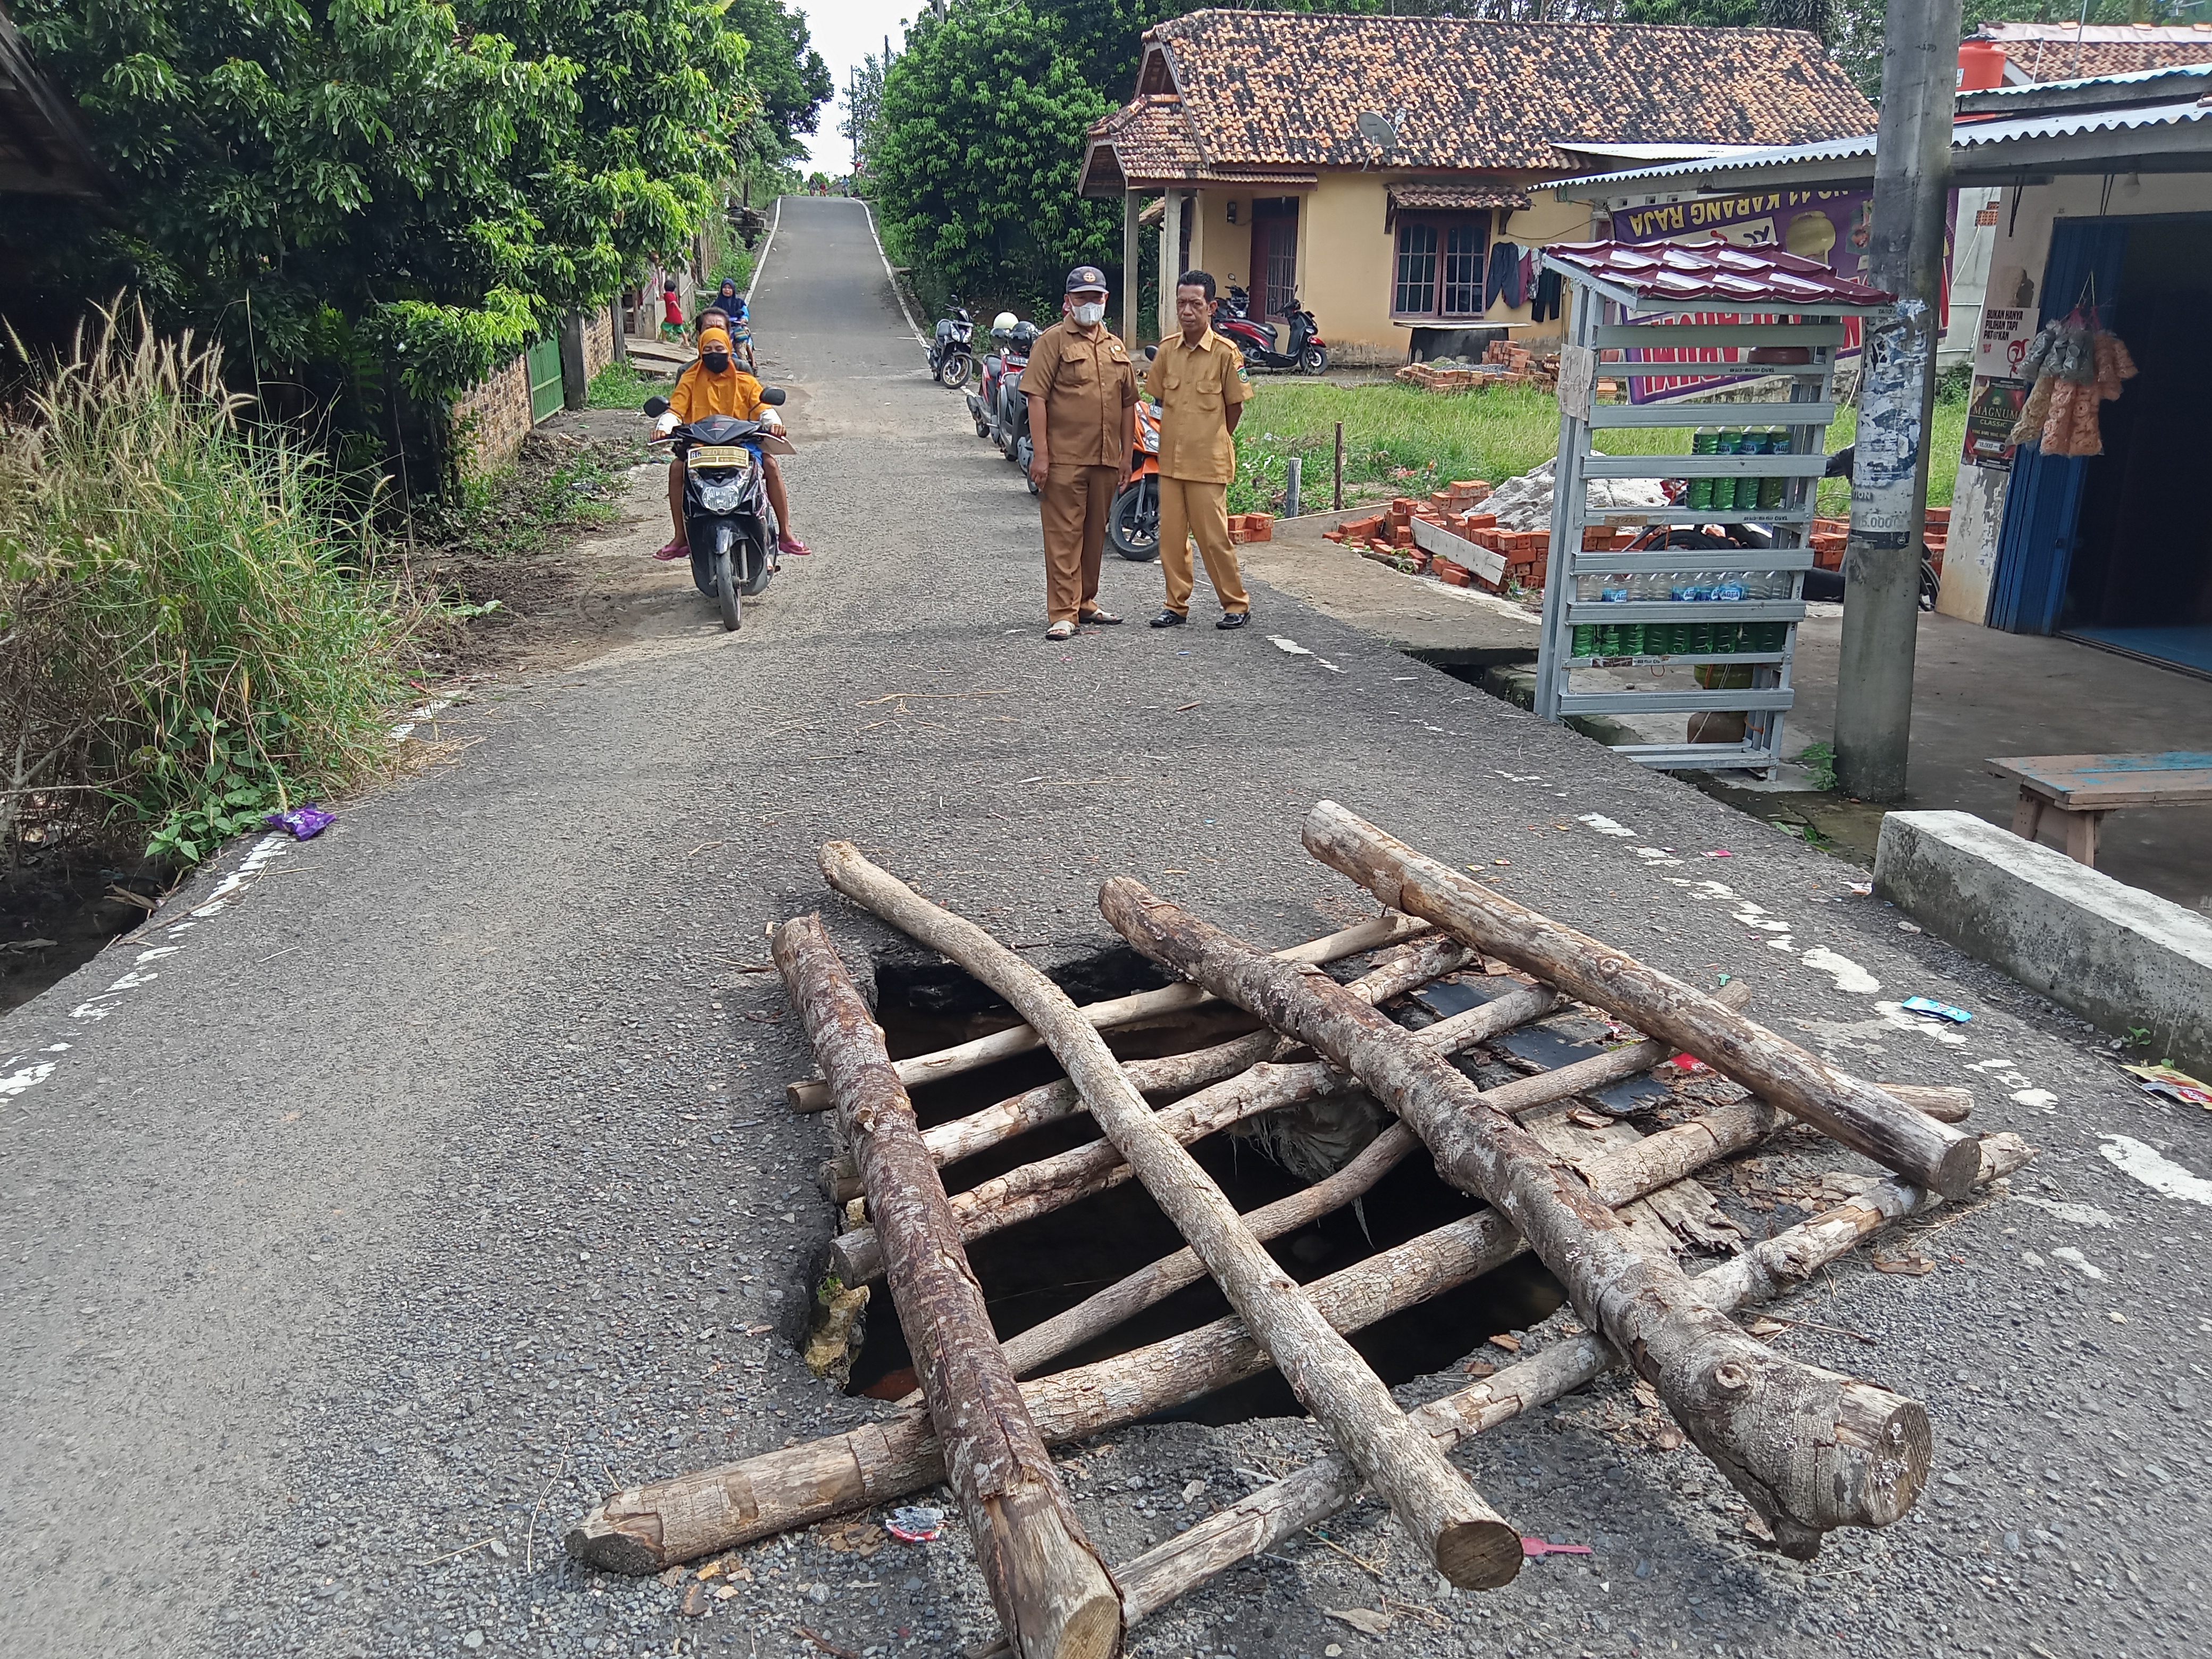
[{"xmin": 1833, "ymin": 0, "xmax": 1962, "ymax": 802}]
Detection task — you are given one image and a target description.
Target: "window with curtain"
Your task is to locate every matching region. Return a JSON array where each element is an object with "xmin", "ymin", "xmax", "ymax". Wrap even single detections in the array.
[{"xmin": 1393, "ymin": 213, "xmax": 1492, "ymax": 319}]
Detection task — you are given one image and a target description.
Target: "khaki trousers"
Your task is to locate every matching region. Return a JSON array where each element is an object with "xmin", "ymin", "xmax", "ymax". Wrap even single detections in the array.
[
  {"xmin": 1041, "ymin": 463, "xmax": 1119, "ymax": 624},
  {"xmin": 1157, "ymin": 475, "xmax": 1249, "ymax": 617}
]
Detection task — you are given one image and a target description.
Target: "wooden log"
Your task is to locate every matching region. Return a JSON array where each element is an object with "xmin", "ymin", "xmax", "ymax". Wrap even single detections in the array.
[
  {"xmin": 1302, "ymin": 800, "xmax": 1981, "ymax": 1200},
  {"xmin": 786, "ymin": 910, "xmax": 1430, "ymax": 1111},
  {"xmin": 818, "ymin": 933, "xmax": 1474, "ymax": 1202},
  {"xmin": 565, "ymin": 1088, "xmax": 1783, "ymax": 1574},
  {"xmin": 816, "ymin": 842, "xmax": 1522, "ymax": 1591},
  {"xmin": 996, "ymin": 981, "xmax": 1756, "ymax": 1382},
  {"xmin": 1099, "ymin": 879, "xmax": 1931, "ymax": 1560},
  {"xmin": 772, "ymin": 916, "xmax": 1119, "ymax": 1659},
  {"xmin": 828, "ymin": 966, "xmax": 1548, "ymax": 1286},
  {"xmin": 1110, "ymin": 1132, "xmax": 2034, "ymax": 1626}
]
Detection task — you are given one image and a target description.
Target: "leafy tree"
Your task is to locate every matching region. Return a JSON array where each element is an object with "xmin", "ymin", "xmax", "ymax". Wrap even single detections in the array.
[
  {"xmin": 727, "ymin": 0, "xmax": 834, "ymax": 153},
  {"xmin": 6, "ymin": 0, "xmax": 751, "ymax": 482},
  {"xmin": 870, "ymin": 2, "xmax": 1120, "ymax": 310}
]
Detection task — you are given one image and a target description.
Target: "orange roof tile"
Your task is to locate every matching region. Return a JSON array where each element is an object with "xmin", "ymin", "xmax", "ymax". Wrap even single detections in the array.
[{"xmin": 1088, "ymin": 10, "xmax": 1875, "ymax": 191}]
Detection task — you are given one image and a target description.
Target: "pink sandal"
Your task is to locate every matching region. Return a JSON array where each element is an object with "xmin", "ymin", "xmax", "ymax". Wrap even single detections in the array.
[
  {"xmin": 778, "ymin": 534, "xmax": 811, "ymax": 557},
  {"xmin": 652, "ymin": 539, "xmax": 687, "ymax": 561}
]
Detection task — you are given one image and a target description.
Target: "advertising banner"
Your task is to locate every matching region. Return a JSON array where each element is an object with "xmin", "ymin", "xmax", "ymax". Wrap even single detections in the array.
[{"xmin": 1605, "ymin": 189, "xmax": 1953, "ymax": 406}]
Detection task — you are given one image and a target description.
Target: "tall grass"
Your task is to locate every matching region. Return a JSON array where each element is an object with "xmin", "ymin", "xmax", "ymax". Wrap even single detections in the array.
[
  {"xmin": 1, "ymin": 305, "xmax": 422, "ymax": 865},
  {"xmin": 1230, "ymin": 379, "xmax": 1967, "ymax": 516}
]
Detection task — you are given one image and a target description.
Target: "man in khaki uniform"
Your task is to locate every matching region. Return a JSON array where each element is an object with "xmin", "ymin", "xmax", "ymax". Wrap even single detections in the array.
[
  {"xmin": 1144, "ymin": 269, "xmax": 1251, "ymax": 630},
  {"xmin": 1021, "ymin": 266, "xmax": 1138, "ymax": 641}
]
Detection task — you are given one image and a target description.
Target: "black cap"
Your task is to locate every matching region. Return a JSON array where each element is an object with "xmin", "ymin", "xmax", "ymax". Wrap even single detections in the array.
[{"xmin": 1065, "ymin": 265, "xmax": 1108, "ymax": 294}]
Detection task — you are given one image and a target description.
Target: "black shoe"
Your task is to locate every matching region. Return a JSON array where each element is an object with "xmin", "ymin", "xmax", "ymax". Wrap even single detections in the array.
[
  {"xmin": 1149, "ymin": 609, "xmax": 1187, "ymax": 628},
  {"xmin": 1216, "ymin": 610, "xmax": 1251, "ymax": 630}
]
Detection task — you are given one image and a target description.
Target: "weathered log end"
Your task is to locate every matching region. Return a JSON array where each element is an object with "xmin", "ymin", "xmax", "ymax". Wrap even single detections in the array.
[
  {"xmin": 1434, "ymin": 1515, "xmax": 1526, "ymax": 1590},
  {"xmin": 563, "ymin": 1494, "xmax": 667, "ymax": 1574},
  {"xmin": 789, "ymin": 1077, "xmax": 831, "ymax": 1112},
  {"xmin": 1926, "ymin": 1135, "xmax": 1987, "ymax": 1202},
  {"xmin": 1662, "ymin": 1338, "xmax": 1931, "ymax": 1560},
  {"xmin": 987, "ymin": 1485, "xmax": 1124, "ymax": 1659}
]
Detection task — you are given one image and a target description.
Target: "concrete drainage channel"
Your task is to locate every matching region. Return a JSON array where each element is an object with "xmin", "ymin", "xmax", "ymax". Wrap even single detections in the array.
[{"xmin": 807, "ymin": 947, "xmax": 1569, "ymax": 1416}]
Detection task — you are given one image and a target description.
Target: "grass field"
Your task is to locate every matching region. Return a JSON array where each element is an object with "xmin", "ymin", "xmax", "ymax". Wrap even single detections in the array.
[{"xmin": 1228, "ymin": 377, "xmax": 1968, "ymax": 520}]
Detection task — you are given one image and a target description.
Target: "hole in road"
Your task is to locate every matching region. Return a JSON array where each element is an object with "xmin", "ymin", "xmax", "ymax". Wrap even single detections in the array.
[{"xmin": 831, "ymin": 949, "xmax": 1566, "ymax": 1424}]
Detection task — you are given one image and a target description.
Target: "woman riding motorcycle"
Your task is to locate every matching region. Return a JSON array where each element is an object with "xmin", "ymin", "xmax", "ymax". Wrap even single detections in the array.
[{"xmin": 655, "ymin": 325, "xmax": 807, "ymax": 560}]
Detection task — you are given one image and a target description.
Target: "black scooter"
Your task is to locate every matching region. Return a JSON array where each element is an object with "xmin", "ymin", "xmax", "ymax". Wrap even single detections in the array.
[
  {"xmin": 1213, "ymin": 284, "xmax": 1328, "ymax": 375},
  {"xmin": 929, "ymin": 296, "xmax": 975, "ymax": 388},
  {"xmin": 644, "ymin": 389, "xmax": 788, "ymax": 632}
]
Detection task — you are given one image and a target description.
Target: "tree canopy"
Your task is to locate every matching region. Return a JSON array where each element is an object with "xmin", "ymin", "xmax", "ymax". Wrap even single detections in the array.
[{"xmin": 3, "ymin": 0, "xmax": 825, "ymax": 442}]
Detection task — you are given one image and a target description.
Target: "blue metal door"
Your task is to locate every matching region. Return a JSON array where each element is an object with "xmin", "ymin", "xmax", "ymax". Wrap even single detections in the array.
[{"xmin": 1987, "ymin": 218, "xmax": 2130, "ymax": 633}]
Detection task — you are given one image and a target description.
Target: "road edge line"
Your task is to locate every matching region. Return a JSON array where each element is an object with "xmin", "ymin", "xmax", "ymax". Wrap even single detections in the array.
[
  {"xmin": 860, "ymin": 198, "xmax": 927, "ymax": 346},
  {"xmin": 746, "ymin": 197, "xmax": 782, "ymax": 305}
]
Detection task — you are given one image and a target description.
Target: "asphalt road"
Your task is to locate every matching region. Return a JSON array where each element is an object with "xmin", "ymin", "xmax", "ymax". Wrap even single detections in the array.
[{"xmin": 5, "ymin": 197, "xmax": 2208, "ymax": 1659}]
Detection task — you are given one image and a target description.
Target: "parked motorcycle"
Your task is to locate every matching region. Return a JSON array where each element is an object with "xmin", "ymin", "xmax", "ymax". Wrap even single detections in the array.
[
  {"xmin": 1213, "ymin": 284, "xmax": 1328, "ymax": 375},
  {"xmin": 929, "ymin": 295, "xmax": 975, "ymax": 388},
  {"xmin": 643, "ymin": 389, "xmax": 789, "ymax": 632},
  {"xmin": 985, "ymin": 320, "xmax": 1042, "ymax": 492},
  {"xmin": 1107, "ymin": 393, "xmax": 1162, "ymax": 562},
  {"xmin": 965, "ymin": 311, "xmax": 1020, "ymax": 439}
]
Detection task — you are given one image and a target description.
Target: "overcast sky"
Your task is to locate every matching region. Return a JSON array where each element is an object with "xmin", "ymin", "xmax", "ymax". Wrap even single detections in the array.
[{"xmin": 798, "ymin": 1, "xmax": 916, "ymax": 175}]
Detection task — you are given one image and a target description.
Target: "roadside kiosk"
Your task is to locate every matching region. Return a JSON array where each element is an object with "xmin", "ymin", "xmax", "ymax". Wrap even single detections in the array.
[{"xmin": 1532, "ymin": 240, "xmax": 1894, "ymax": 776}]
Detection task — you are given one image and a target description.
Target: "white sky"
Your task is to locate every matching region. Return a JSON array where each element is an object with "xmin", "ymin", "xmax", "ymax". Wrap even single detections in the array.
[{"xmin": 797, "ymin": 2, "xmax": 916, "ymax": 175}]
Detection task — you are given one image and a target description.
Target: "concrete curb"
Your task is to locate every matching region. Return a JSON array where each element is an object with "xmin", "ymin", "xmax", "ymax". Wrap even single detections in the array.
[{"xmin": 1874, "ymin": 809, "xmax": 2212, "ymax": 1076}]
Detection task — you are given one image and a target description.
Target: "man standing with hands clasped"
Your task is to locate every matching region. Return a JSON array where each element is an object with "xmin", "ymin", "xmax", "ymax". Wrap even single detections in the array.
[
  {"xmin": 1146, "ymin": 269, "xmax": 1251, "ymax": 630},
  {"xmin": 1021, "ymin": 266, "xmax": 1138, "ymax": 642}
]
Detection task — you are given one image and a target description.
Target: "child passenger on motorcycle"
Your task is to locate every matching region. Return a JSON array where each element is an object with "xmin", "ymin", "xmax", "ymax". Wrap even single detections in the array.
[{"xmin": 655, "ymin": 324, "xmax": 807, "ymax": 560}]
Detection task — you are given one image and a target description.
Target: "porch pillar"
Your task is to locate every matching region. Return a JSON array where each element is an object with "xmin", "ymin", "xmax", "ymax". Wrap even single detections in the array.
[
  {"xmin": 1158, "ymin": 190, "xmax": 1184, "ymax": 341},
  {"xmin": 1122, "ymin": 190, "xmax": 1139, "ymax": 346}
]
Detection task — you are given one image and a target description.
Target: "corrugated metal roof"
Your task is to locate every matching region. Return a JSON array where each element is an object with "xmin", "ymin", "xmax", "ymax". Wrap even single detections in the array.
[
  {"xmin": 1543, "ymin": 86, "xmax": 2212, "ymax": 195},
  {"xmin": 1539, "ymin": 238, "xmax": 1895, "ymax": 309}
]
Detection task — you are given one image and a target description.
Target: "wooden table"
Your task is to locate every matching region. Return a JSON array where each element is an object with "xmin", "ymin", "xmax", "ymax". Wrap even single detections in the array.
[{"xmin": 1987, "ymin": 752, "xmax": 2212, "ymax": 868}]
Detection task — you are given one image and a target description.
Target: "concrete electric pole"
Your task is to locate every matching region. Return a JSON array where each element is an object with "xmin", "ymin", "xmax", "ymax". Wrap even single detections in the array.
[{"xmin": 1832, "ymin": 0, "xmax": 1962, "ymax": 802}]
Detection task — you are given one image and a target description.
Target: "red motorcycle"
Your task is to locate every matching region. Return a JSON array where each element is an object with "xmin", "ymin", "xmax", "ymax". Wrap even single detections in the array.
[
  {"xmin": 1213, "ymin": 283, "xmax": 1328, "ymax": 375},
  {"xmin": 1107, "ymin": 394, "xmax": 1162, "ymax": 561}
]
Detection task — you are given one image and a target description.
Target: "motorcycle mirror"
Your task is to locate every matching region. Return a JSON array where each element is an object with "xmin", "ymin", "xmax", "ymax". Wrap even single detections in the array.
[
  {"xmin": 641, "ymin": 395, "xmax": 669, "ymax": 417},
  {"xmin": 758, "ymin": 386, "xmax": 786, "ymax": 406}
]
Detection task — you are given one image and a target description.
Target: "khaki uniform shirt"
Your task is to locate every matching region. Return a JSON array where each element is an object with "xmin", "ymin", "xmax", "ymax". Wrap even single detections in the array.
[
  {"xmin": 1018, "ymin": 321, "xmax": 1137, "ymax": 468},
  {"xmin": 1145, "ymin": 327, "xmax": 1247, "ymax": 484}
]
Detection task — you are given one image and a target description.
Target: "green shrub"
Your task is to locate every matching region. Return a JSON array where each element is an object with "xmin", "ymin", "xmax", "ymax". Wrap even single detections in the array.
[{"xmin": 0, "ymin": 305, "xmax": 422, "ymax": 865}]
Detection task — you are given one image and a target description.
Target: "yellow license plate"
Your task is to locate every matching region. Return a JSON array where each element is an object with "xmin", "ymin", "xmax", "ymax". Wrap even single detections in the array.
[{"xmin": 690, "ymin": 445, "xmax": 750, "ymax": 468}]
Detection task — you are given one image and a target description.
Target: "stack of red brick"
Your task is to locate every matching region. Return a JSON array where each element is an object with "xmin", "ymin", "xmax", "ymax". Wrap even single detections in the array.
[
  {"xmin": 1228, "ymin": 513, "xmax": 1274, "ymax": 544},
  {"xmin": 1482, "ymin": 338, "xmax": 1561, "ymax": 391},
  {"xmin": 1809, "ymin": 507, "xmax": 1950, "ymax": 573},
  {"xmin": 1321, "ymin": 482, "xmax": 1638, "ymax": 594}
]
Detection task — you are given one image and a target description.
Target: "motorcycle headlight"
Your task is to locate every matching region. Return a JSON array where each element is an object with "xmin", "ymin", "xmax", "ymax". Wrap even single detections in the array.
[{"xmin": 697, "ymin": 480, "xmax": 747, "ymax": 513}]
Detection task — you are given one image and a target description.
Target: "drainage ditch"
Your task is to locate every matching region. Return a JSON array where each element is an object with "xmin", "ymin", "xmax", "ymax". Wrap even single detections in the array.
[{"xmin": 830, "ymin": 947, "xmax": 1569, "ymax": 1425}]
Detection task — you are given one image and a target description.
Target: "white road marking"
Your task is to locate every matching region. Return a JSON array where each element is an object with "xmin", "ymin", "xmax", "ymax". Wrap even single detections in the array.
[
  {"xmin": 856, "ymin": 199, "xmax": 925, "ymax": 346},
  {"xmin": 2097, "ymin": 1135, "xmax": 2212, "ymax": 1206},
  {"xmin": 2014, "ymin": 1195, "xmax": 2115, "ymax": 1229},
  {"xmin": 1801, "ymin": 948, "xmax": 1880, "ymax": 994},
  {"xmin": 1267, "ymin": 635, "xmax": 1343, "ymax": 672},
  {"xmin": 2011, "ymin": 1087, "xmax": 2058, "ymax": 1111},
  {"xmin": 1576, "ymin": 814, "xmax": 1635, "ymax": 837}
]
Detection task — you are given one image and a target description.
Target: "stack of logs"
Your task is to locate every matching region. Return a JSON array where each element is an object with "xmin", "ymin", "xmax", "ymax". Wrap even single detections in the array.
[{"xmin": 566, "ymin": 802, "xmax": 2030, "ymax": 1659}]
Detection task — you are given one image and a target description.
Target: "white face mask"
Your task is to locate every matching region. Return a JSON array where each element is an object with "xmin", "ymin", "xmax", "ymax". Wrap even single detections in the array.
[{"xmin": 1071, "ymin": 300, "xmax": 1106, "ymax": 325}]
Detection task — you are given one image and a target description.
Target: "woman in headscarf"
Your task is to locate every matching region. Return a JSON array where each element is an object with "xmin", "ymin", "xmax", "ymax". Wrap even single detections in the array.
[{"xmin": 652, "ymin": 325, "xmax": 806, "ymax": 559}]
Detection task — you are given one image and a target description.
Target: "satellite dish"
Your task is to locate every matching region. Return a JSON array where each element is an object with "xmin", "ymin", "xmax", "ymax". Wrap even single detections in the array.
[{"xmin": 1356, "ymin": 111, "xmax": 1398, "ymax": 152}]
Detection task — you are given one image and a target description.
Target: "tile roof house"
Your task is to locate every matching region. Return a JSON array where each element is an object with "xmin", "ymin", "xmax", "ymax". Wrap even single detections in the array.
[
  {"xmin": 1972, "ymin": 20, "xmax": 2212, "ymax": 84},
  {"xmin": 1081, "ymin": 10, "xmax": 1875, "ymax": 359}
]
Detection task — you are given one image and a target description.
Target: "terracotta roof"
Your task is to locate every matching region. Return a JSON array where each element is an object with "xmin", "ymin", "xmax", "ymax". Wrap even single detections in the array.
[
  {"xmin": 1090, "ymin": 10, "xmax": 1873, "ymax": 189},
  {"xmin": 1974, "ymin": 22, "xmax": 2212, "ymax": 83},
  {"xmin": 1388, "ymin": 182, "xmax": 1531, "ymax": 213},
  {"xmin": 1083, "ymin": 93, "xmax": 1318, "ymax": 191},
  {"xmin": 1540, "ymin": 238, "xmax": 1894, "ymax": 310}
]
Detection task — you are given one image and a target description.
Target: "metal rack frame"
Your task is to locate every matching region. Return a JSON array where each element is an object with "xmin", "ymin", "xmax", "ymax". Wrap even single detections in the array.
[{"xmin": 1534, "ymin": 256, "xmax": 1888, "ymax": 776}]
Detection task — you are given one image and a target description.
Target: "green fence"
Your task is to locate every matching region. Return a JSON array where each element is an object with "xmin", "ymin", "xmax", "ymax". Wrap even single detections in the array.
[{"xmin": 526, "ymin": 336, "xmax": 565, "ymax": 423}]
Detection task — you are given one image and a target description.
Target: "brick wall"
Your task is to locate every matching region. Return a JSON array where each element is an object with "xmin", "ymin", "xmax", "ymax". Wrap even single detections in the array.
[
  {"xmin": 449, "ymin": 353, "xmax": 535, "ymax": 477},
  {"xmin": 582, "ymin": 306, "xmax": 616, "ymax": 379}
]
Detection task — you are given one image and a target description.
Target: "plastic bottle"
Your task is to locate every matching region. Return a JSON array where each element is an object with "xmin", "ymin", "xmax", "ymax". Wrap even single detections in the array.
[
  {"xmin": 1572, "ymin": 623, "xmax": 1597, "ymax": 657},
  {"xmin": 1687, "ymin": 427, "xmax": 1717, "ymax": 511},
  {"xmin": 1757, "ymin": 428, "xmax": 1790, "ymax": 512}
]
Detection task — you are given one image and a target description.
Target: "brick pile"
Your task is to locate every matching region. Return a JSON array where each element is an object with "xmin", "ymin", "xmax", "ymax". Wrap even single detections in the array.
[
  {"xmin": 1321, "ymin": 481, "xmax": 1638, "ymax": 594},
  {"xmin": 1228, "ymin": 513, "xmax": 1274, "ymax": 544},
  {"xmin": 1810, "ymin": 507, "xmax": 1951, "ymax": 573}
]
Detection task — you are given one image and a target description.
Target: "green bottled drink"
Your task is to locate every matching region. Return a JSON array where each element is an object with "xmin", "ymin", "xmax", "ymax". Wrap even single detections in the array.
[
  {"xmin": 1757, "ymin": 428, "xmax": 1789, "ymax": 511},
  {"xmin": 1711, "ymin": 429, "xmax": 1741, "ymax": 512},
  {"xmin": 1572, "ymin": 624, "xmax": 1597, "ymax": 657},
  {"xmin": 1688, "ymin": 426, "xmax": 1717, "ymax": 510}
]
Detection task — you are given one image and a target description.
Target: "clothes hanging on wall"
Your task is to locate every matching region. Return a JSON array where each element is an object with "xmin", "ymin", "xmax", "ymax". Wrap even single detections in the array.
[
  {"xmin": 1529, "ymin": 267, "xmax": 1564, "ymax": 324},
  {"xmin": 1486, "ymin": 240, "xmax": 1522, "ymax": 310}
]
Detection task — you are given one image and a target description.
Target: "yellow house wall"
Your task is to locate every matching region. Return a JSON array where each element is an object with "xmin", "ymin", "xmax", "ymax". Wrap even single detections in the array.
[
  {"xmin": 1187, "ymin": 190, "xmax": 1240, "ymax": 286},
  {"xmin": 1300, "ymin": 173, "xmax": 1398, "ymax": 359}
]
